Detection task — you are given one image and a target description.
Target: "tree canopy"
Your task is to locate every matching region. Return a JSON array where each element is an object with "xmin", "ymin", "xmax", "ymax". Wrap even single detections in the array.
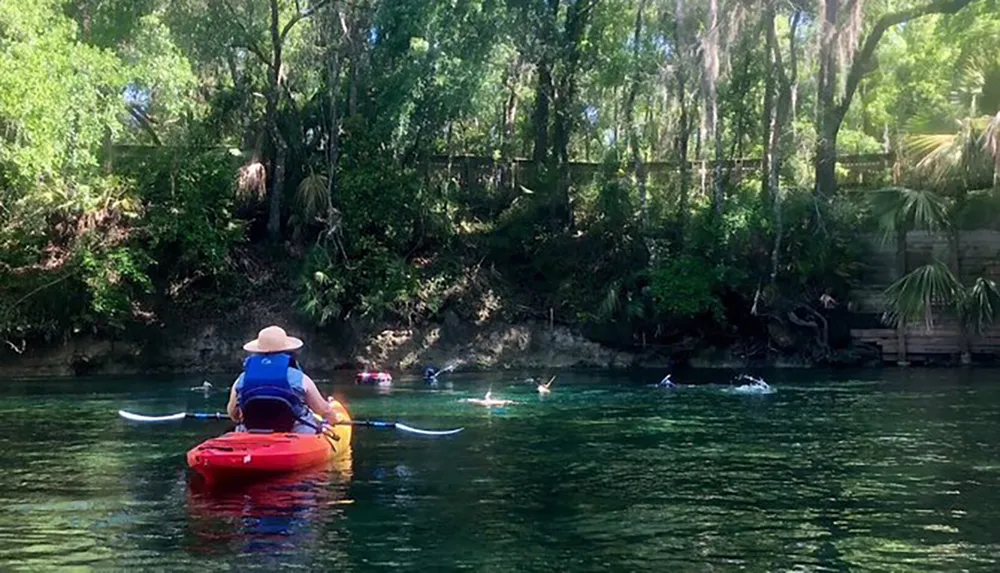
[{"xmin": 1, "ymin": 0, "xmax": 998, "ymax": 363}]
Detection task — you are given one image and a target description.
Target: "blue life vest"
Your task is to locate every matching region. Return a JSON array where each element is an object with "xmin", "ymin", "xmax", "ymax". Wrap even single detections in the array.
[{"xmin": 236, "ymin": 353, "xmax": 313, "ymax": 431}]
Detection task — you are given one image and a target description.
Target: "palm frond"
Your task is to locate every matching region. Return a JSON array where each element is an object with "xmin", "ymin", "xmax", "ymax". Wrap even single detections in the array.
[
  {"xmin": 882, "ymin": 261, "xmax": 962, "ymax": 330},
  {"xmin": 960, "ymin": 277, "xmax": 1000, "ymax": 335},
  {"xmin": 236, "ymin": 161, "xmax": 267, "ymax": 199},
  {"xmin": 597, "ymin": 283, "xmax": 621, "ymax": 321},
  {"xmin": 295, "ymin": 171, "xmax": 330, "ymax": 221},
  {"xmin": 907, "ymin": 132, "xmax": 958, "ymax": 161},
  {"xmin": 981, "ymin": 112, "xmax": 1000, "ymax": 184},
  {"xmin": 869, "ymin": 187, "xmax": 950, "ymax": 245},
  {"xmin": 910, "ymin": 119, "xmax": 976, "ymax": 183}
]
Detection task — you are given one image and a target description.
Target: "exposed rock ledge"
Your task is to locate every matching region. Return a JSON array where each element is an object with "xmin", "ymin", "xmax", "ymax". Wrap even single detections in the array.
[{"xmin": 0, "ymin": 320, "xmax": 656, "ymax": 378}]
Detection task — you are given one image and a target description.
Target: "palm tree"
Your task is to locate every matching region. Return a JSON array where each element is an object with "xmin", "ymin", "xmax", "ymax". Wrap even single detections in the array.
[
  {"xmin": 870, "ymin": 186, "xmax": 952, "ymax": 364},
  {"xmin": 882, "ymin": 261, "xmax": 1000, "ymax": 363},
  {"xmin": 906, "ymin": 54, "xmax": 1000, "ymax": 190},
  {"xmin": 873, "ymin": 185, "xmax": 1000, "ymax": 364},
  {"xmin": 876, "ymin": 53, "xmax": 1000, "ymax": 364}
]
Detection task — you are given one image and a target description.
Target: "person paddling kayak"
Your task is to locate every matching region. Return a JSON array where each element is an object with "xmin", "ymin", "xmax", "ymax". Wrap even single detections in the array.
[{"xmin": 226, "ymin": 326, "xmax": 340, "ymax": 434}]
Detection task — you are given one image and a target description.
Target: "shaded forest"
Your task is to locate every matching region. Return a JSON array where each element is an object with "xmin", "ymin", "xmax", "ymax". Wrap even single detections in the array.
[{"xmin": 2, "ymin": 0, "xmax": 1000, "ymax": 366}]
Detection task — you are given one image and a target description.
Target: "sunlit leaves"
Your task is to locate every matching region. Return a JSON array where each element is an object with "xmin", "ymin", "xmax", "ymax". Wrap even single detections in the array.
[{"xmin": 0, "ymin": 0, "xmax": 124, "ymax": 186}]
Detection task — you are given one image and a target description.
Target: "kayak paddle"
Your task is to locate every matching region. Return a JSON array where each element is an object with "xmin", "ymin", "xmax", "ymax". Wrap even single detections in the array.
[
  {"xmin": 118, "ymin": 410, "xmax": 226, "ymax": 422},
  {"xmin": 427, "ymin": 363, "xmax": 456, "ymax": 381},
  {"xmin": 117, "ymin": 410, "xmax": 464, "ymax": 436},
  {"xmin": 349, "ymin": 419, "xmax": 464, "ymax": 436}
]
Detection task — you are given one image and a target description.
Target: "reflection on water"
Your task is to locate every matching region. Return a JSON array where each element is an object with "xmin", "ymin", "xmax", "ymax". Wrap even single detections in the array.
[
  {"xmin": 0, "ymin": 370, "xmax": 999, "ymax": 570},
  {"xmin": 185, "ymin": 454, "xmax": 353, "ymax": 559}
]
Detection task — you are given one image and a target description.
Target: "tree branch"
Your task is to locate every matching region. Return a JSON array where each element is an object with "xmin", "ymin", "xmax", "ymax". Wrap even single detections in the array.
[
  {"xmin": 234, "ymin": 41, "xmax": 272, "ymax": 69},
  {"xmin": 127, "ymin": 104, "xmax": 162, "ymax": 146},
  {"xmin": 837, "ymin": 0, "xmax": 979, "ymax": 122},
  {"xmin": 280, "ymin": 0, "xmax": 332, "ymax": 42},
  {"xmin": 788, "ymin": 9, "xmax": 799, "ymax": 85},
  {"xmin": 221, "ymin": 0, "xmax": 273, "ymax": 69}
]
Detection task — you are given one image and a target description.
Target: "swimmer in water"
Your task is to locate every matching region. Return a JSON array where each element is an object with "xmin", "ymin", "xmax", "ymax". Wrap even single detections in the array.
[
  {"xmin": 463, "ymin": 390, "xmax": 516, "ymax": 407},
  {"xmin": 657, "ymin": 374, "xmax": 676, "ymax": 388},
  {"xmin": 734, "ymin": 374, "xmax": 769, "ymax": 389},
  {"xmin": 537, "ymin": 375, "xmax": 555, "ymax": 395}
]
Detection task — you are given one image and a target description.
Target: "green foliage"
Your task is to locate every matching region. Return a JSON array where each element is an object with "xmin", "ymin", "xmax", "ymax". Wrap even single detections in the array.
[
  {"xmin": 79, "ymin": 247, "xmax": 154, "ymax": 328},
  {"xmin": 122, "ymin": 149, "xmax": 245, "ymax": 281},
  {"xmin": 883, "ymin": 261, "xmax": 963, "ymax": 329},
  {"xmin": 869, "ymin": 187, "xmax": 951, "ymax": 243},
  {"xmin": 0, "ymin": 0, "xmax": 123, "ymax": 186},
  {"xmin": 2, "ymin": 0, "xmax": 998, "ymax": 363},
  {"xmin": 837, "ymin": 129, "xmax": 884, "ymax": 155},
  {"xmin": 883, "ymin": 261, "xmax": 1000, "ymax": 337},
  {"xmin": 298, "ymin": 249, "xmax": 346, "ymax": 326},
  {"xmin": 649, "ymin": 256, "xmax": 723, "ymax": 322},
  {"xmin": 960, "ymin": 276, "xmax": 1000, "ymax": 335},
  {"xmin": 777, "ymin": 191, "xmax": 869, "ymax": 294},
  {"xmin": 297, "ymin": 239, "xmax": 422, "ymax": 325}
]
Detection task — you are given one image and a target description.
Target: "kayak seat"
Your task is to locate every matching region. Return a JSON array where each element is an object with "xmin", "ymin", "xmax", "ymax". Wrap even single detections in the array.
[{"xmin": 241, "ymin": 396, "xmax": 303, "ymax": 433}]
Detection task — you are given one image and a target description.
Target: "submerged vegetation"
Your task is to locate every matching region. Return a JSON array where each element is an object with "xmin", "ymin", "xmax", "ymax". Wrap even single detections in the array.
[{"xmin": 1, "ymin": 0, "xmax": 1000, "ymax": 365}]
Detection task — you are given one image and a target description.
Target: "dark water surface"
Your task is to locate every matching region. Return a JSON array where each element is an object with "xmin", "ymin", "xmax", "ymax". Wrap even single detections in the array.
[{"xmin": 0, "ymin": 369, "xmax": 998, "ymax": 571}]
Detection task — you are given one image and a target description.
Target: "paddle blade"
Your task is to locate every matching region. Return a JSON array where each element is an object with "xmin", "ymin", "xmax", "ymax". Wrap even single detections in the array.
[
  {"xmin": 395, "ymin": 423, "xmax": 464, "ymax": 436},
  {"xmin": 118, "ymin": 410, "xmax": 186, "ymax": 423}
]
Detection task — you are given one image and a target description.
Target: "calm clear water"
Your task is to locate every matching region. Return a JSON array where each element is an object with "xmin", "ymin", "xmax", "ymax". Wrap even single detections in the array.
[{"xmin": 0, "ymin": 368, "xmax": 998, "ymax": 571}]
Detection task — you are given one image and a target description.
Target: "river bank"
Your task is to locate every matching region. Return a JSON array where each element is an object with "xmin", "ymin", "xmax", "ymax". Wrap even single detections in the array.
[
  {"xmin": 0, "ymin": 311, "xmax": 887, "ymax": 378},
  {"xmin": 0, "ymin": 317, "xmax": 646, "ymax": 378}
]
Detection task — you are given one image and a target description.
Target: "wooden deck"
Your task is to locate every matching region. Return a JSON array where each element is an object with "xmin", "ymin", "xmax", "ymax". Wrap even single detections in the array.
[{"xmin": 852, "ymin": 324, "xmax": 1000, "ymax": 361}]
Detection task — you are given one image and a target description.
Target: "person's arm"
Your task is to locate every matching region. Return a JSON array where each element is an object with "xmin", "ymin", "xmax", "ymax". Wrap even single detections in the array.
[
  {"xmin": 302, "ymin": 374, "xmax": 337, "ymax": 422},
  {"xmin": 227, "ymin": 378, "xmax": 242, "ymax": 422}
]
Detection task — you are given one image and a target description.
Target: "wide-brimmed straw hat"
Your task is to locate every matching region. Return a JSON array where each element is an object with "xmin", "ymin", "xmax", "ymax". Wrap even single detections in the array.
[{"xmin": 243, "ymin": 325, "xmax": 303, "ymax": 353}]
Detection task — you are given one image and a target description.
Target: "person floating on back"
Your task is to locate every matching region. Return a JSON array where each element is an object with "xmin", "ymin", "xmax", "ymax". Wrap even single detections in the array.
[
  {"xmin": 226, "ymin": 325, "xmax": 341, "ymax": 434},
  {"xmin": 191, "ymin": 381, "xmax": 214, "ymax": 392}
]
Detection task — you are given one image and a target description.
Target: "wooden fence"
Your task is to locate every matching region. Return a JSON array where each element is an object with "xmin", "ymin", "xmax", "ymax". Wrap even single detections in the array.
[
  {"xmin": 850, "ymin": 230, "xmax": 1000, "ymax": 362},
  {"xmin": 420, "ymin": 152, "xmax": 895, "ymax": 195},
  {"xmin": 105, "ymin": 144, "xmax": 896, "ymax": 193}
]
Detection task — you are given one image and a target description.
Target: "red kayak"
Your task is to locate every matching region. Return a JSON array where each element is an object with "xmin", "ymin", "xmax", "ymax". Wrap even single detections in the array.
[
  {"xmin": 356, "ymin": 371, "xmax": 392, "ymax": 385},
  {"xmin": 186, "ymin": 400, "xmax": 353, "ymax": 485}
]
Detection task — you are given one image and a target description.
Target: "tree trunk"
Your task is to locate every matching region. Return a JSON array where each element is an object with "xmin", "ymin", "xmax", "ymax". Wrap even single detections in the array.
[
  {"xmin": 760, "ymin": 7, "xmax": 776, "ymax": 204},
  {"xmin": 551, "ymin": 0, "xmax": 593, "ymax": 229},
  {"xmin": 951, "ymin": 226, "xmax": 972, "ymax": 364},
  {"xmin": 767, "ymin": 5, "xmax": 798, "ymax": 290},
  {"xmin": 343, "ymin": 4, "xmax": 364, "ymax": 118},
  {"xmin": 532, "ymin": 0, "xmax": 560, "ymax": 171},
  {"xmin": 674, "ymin": 0, "xmax": 690, "ymax": 240},
  {"xmin": 626, "ymin": 0, "xmax": 648, "ymax": 232},
  {"xmin": 814, "ymin": 0, "xmax": 839, "ymax": 198},
  {"xmin": 325, "ymin": 2, "xmax": 342, "ymax": 211},
  {"xmin": 895, "ymin": 227, "xmax": 909, "ymax": 365},
  {"xmin": 814, "ymin": 0, "xmax": 981, "ymax": 197},
  {"xmin": 532, "ymin": 59, "xmax": 552, "ymax": 168},
  {"xmin": 502, "ymin": 58, "xmax": 521, "ymax": 153},
  {"xmin": 501, "ymin": 57, "xmax": 521, "ymax": 191},
  {"xmin": 265, "ymin": 0, "xmax": 284, "ymax": 240},
  {"xmin": 704, "ymin": 0, "xmax": 724, "ymax": 218}
]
